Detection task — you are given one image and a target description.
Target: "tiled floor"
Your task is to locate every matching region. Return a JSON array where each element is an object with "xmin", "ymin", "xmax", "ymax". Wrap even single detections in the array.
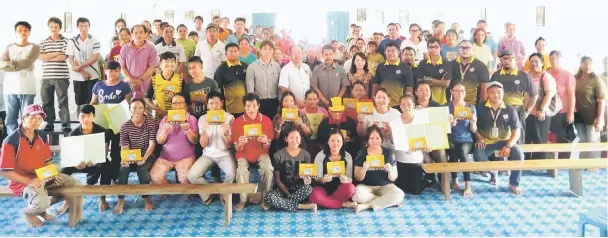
[{"xmin": 0, "ymin": 165, "xmax": 606, "ymax": 236}]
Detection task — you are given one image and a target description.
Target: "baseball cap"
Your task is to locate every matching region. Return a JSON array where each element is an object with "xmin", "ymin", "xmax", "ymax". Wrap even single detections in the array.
[
  {"xmin": 499, "ymin": 49, "xmax": 515, "ymax": 58},
  {"xmin": 23, "ymin": 104, "xmax": 46, "ymax": 120},
  {"xmin": 206, "ymin": 23, "xmax": 219, "ymax": 30},
  {"xmin": 486, "ymin": 81, "xmax": 504, "ymax": 89}
]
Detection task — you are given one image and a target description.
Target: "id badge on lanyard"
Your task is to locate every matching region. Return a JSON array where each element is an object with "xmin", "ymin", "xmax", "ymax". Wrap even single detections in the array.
[
  {"xmin": 460, "ymin": 63, "xmax": 472, "ymax": 80},
  {"xmin": 490, "ymin": 108, "xmax": 501, "ymax": 139}
]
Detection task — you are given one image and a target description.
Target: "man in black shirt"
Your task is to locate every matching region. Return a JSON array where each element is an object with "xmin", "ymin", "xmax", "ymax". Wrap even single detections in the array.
[{"xmin": 59, "ymin": 104, "xmax": 111, "ymax": 212}]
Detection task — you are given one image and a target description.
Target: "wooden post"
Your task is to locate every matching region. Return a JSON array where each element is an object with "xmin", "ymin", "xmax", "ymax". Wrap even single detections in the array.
[
  {"xmin": 569, "ymin": 169, "xmax": 583, "ymax": 196},
  {"xmin": 224, "ymin": 194, "xmax": 233, "ymax": 225},
  {"xmin": 67, "ymin": 196, "xmax": 83, "ymax": 228},
  {"xmin": 548, "ymin": 151, "xmax": 558, "ymax": 178},
  {"xmin": 441, "ymin": 172, "xmax": 451, "ymax": 200}
]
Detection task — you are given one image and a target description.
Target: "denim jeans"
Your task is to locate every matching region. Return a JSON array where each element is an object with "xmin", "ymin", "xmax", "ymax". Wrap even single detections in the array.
[
  {"xmin": 4, "ymin": 94, "xmax": 35, "ymax": 133},
  {"xmin": 473, "ymin": 140, "xmax": 523, "ymax": 186}
]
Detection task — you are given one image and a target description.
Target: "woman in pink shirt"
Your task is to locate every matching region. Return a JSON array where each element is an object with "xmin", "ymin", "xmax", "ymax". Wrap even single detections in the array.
[
  {"xmin": 525, "ymin": 53, "xmax": 557, "ymax": 160},
  {"xmin": 547, "ymin": 51, "xmax": 576, "ymax": 157}
]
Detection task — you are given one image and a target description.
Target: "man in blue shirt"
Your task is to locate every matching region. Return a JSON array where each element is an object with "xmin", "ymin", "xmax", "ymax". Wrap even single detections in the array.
[{"xmin": 473, "ymin": 81, "xmax": 524, "ymax": 195}]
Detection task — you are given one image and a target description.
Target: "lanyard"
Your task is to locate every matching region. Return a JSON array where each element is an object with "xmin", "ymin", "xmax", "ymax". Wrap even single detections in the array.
[
  {"xmin": 490, "ymin": 107, "xmax": 502, "ymax": 127},
  {"xmin": 459, "ymin": 62, "xmax": 472, "ymax": 80}
]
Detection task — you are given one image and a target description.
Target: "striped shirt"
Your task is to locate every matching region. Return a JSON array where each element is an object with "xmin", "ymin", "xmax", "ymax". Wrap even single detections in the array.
[
  {"xmin": 39, "ymin": 35, "xmax": 69, "ymax": 80},
  {"xmin": 66, "ymin": 34, "xmax": 101, "ymax": 81},
  {"xmin": 119, "ymin": 117, "xmax": 158, "ymax": 157}
]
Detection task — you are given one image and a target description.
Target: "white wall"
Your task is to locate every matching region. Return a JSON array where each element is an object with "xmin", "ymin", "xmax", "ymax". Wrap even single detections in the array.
[{"xmin": 0, "ymin": 0, "xmax": 606, "ymax": 121}]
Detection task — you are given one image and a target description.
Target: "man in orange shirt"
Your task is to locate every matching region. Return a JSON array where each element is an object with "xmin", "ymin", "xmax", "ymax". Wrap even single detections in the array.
[
  {"xmin": 0, "ymin": 104, "xmax": 80, "ymax": 227},
  {"xmin": 231, "ymin": 93, "xmax": 274, "ymax": 211},
  {"xmin": 213, "ymin": 16, "xmax": 229, "ymax": 42}
]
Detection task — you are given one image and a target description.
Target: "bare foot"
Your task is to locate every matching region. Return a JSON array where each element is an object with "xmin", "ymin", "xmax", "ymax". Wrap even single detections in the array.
[
  {"xmin": 235, "ymin": 202, "xmax": 246, "ymax": 211},
  {"xmin": 161, "ymin": 195, "xmax": 168, "ymax": 199},
  {"xmin": 56, "ymin": 202, "xmax": 69, "ymax": 215},
  {"xmin": 144, "ymin": 197, "xmax": 155, "ymax": 211},
  {"xmin": 451, "ymin": 180, "xmax": 461, "ymax": 190},
  {"xmin": 586, "ymin": 168, "xmax": 599, "ymax": 173},
  {"xmin": 342, "ymin": 201, "xmax": 357, "ymax": 208},
  {"xmin": 509, "ymin": 185, "xmax": 523, "ymax": 195},
  {"xmin": 489, "ymin": 174, "xmax": 497, "ymax": 185},
  {"xmin": 261, "ymin": 201, "xmax": 270, "ymax": 211},
  {"xmin": 113, "ymin": 199, "xmax": 125, "ymax": 214},
  {"xmin": 41, "ymin": 212, "xmax": 55, "ymax": 221},
  {"xmin": 463, "ymin": 186, "xmax": 473, "ymax": 197},
  {"xmin": 204, "ymin": 195, "xmax": 216, "ymax": 205},
  {"xmin": 299, "ymin": 203, "xmax": 317, "ymax": 212},
  {"xmin": 98, "ymin": 198, "xmax": 109, "ymax": 212},
  {"xmin": 25, "ymin": 214, "xmax": 43, "ymax": 227},
  {"xmin": 354, "ymin": 203, "xmax": 371, "ymax": 214}
]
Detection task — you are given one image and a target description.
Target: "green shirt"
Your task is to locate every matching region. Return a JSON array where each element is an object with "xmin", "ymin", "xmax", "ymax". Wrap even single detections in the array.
[{"xmin": 575, "ymin": 75, "xmax": 607, "ymax": 125}]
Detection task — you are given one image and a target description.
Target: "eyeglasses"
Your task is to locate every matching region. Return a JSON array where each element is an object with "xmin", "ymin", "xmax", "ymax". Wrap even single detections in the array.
[
  {"xmin": 428, "ymin": 45, "xmax": 440, "ymax": 49},
  {"xmin": 459, "ymin": 46, "xmax": 472, "ymax": 50}
]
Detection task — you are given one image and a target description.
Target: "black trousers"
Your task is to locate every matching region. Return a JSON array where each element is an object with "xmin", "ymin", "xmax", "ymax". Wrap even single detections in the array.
[
  {"xmin": 73, "ymin": 79, "xmax": 98, "ymax": 106},
  {"xmin": 0, "ymin": 111, "xmax": 6, "ymax": 143},
  {"xmin": 102, "ymin": 131, "xmax": 122, "ymax": 184},
  {"xmin": 118, "ymin": 155, "xmax": 156, "ymax": 199},
  {"xmin": 448, "ymin": 142, "xmax": 474, "ymax": 181},
  {"xmin": 259, "ymin": 98, "xmax": 279, "ymax": 119},
  {"xmin": 395, "ymin": 162, "xmax": 424, "ymax": 195},
  {"xmin": 550, "ymin": 113, "xmax": 577, "ymax": 159},
  {"xmin": 513, "ymin": 105, "xmax": 527, "ymax": 144},
  {"xmin": 61, "ymin": 164, "xmax": 103, "ymax": 185},
  {"xmin": 525, "ymin": 115, "xmax": 552, "ymax": 160}
]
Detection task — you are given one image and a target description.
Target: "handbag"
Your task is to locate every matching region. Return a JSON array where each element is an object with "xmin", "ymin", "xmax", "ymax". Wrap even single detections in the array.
[{"xmin": 536, "ymin": 73, "xmax": 562, "ymax": 117}]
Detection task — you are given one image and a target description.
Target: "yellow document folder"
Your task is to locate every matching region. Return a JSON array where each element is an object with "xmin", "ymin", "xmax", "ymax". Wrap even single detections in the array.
[
  {"xmin": 168, "ymin": 110, "xmax": 187, "ymax": 123},
  {"xmin": 121, "ymin": 149, "xmax": 142, "ymax": 163},
  {"xmin": 299, "ymin": 163, "xmax": 317, "ymax": 177},
  {"xmin": 408, "ymin": 137, "xmax": 428, "ymax": 150},
  {"xmin": 343, "ymin": 98, "xmax": 358, "ymax": 110},
  {"xmin": 282, "ymin": 108, "xmax": 299, "ymax": 121},
  {"xmin": 327, "ymin": 161, "xmax": 346, "ymax": 176},
  {"xmin": 206, "ymin": 110, "xmax": 225, "ymax": 124},
  {"xmin": 35, "ymin": 164, "xmax": 59, "ymax": 180},
  {"xmin": 454, "ymin": 106, "xmax": 473, "ymax": 120},
  {"xmin": 356, "ymin": 102, "xmax": 374, "ymax": 114},
  {"xmin": 244, "ymin": 124, "xmax": 262, "ymax": 137},
  {"xmin": 366, "ymin": 155, "xmax": 385, "ymax": 169}
]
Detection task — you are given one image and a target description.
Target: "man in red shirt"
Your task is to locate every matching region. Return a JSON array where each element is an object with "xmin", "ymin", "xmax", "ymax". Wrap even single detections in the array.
[
  {"xmin": 231, "ymin": 93, "xmax": 274, "ymax": 211},
  {"xmin": 0, "ymin": 104, "xmax": 80, "ymax": 227}
]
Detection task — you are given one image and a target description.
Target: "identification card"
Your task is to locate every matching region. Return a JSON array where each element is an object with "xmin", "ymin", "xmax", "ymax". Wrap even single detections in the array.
[{"xmin": 491, "ymin": 127, "xmax": 499, "ymax": 139}]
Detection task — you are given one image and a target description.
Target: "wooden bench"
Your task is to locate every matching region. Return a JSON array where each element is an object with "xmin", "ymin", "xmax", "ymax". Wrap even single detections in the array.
[
  {"xmin": 423, "ymin": 159, "xmax": 608, "ymax": 200},
  {"xmin": 0, "ymin": 183, "xmax": 257, "ymax": 227},
  {"xmin": 520, "ymin": 143, "xmax": 608, "ymax": 177}
]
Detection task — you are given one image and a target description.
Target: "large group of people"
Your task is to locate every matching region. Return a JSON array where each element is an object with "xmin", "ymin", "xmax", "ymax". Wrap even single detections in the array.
[{"xmin": 0, "ymin": 13, "xmax": 607, "ymax": 228}]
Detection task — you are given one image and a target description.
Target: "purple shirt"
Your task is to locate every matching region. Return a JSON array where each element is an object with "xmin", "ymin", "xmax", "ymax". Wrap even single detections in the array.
[
  {"xmin": 498, "ymin": 36, "xmax": 526, "ymax": 68},
  {"xmin": 157, "ymin": 113, "xmax": 198, "ymax": 162},
  {"xmin": 119, "ymin": 41, "xmax": 159, "ymax": 99}
]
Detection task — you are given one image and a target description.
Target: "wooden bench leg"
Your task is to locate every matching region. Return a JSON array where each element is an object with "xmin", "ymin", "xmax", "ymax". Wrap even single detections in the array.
[
  {"xmin": 441, "ymin": 172, "xmax": 451, "ymax": 201},
  {"xmin": 67, "ymin": 196, "xmax": 83, "ymax": 228},
  {"xmin": 569, "ymin": 169, "xmax": 583, "ymax": 196},
  {"xmin": 224, "ymin": 194, "xmax": 233, "ymax": 225},
  {"xmin": 548, "ymin": 152, "xmax": 559, "ymax": 178}
]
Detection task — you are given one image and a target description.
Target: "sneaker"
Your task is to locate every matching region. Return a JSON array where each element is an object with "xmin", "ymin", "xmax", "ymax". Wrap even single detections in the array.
[
  {"xmin": 43, "ymin": 124, "xmax": 54, "ymax": 132},
  {"xmin": 61, "ymin": 124, "xmax": 72, "ymax": 132}
]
